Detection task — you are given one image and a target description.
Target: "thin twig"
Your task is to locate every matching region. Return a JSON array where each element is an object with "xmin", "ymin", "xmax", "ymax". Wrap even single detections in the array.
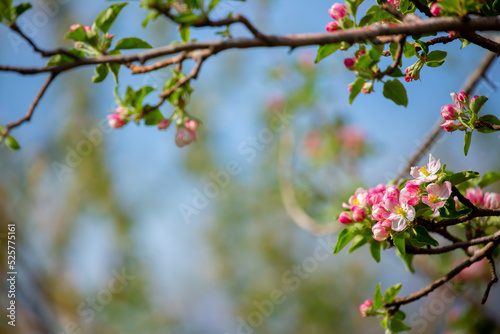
[
  {"xmin": 482, "ymin": 255, "xmax": 498, "ymax": 304},
  {"xmin": 377, "ymin": 35, "xmax": 406, "ymax": 78}
]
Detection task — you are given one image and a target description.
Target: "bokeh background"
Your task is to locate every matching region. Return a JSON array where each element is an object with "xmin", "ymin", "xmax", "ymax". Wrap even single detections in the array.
[{"xmin": 1, "ymin": 0, "xmax": 500, "ymax": 333}]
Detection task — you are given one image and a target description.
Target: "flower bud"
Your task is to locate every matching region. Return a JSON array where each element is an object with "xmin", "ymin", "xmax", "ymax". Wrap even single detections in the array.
[
  {"xmin": 441, "ymin": 104, "xmax": 457, "ymax": 120},
  {"xmin": 466, "ymin": 187, "xmax": 483, "ymax": 207},
  {"xmin": 344, "ymin": 57, "xmax": 355, "ymax": 68},
  {"xmin": 175, "ymin": 128, "xmax": 197, "ymax": 147},
  {"xmin": 184, "ymin": 119, "xmax": 199, "ymax": 131},
  {"xmin": 471, "ymin": 95, "xmax": 479, "ymax": 103},
  {"xmin": 440, "ymin": 120, "xmax": 460, "ymax": 132},
  {"xmin": 329, "ymin": 3, "xmax": 348, "ymax": 21},
  {"xmin": 483, "ymin": 192, "xmax": 500, "ymax": 209},
  {"xmin": 449, "ymin": 31, "xmax": 459, "ymax": 39},
  {"xmin": 457, "ymin": 91, "xmax": 468, "ymax": 103},
  {"xmin": 361, "ymin": 82, "xmax": 373, "ymax": 94},
  {"xmin": 70, "ymin": 24, "xmax": 82, "ymax": 31},
  {"xmin": 372, "ymin": 222, "xmax": 390, "ymax": 241},
  {"xmin": 157, "ymin": 119, "xmax": 171, "ymax": 130},
  {"xmin": 359, "ymin": 299, "xmax": 373, "ymax": 317},
  {"xmin": 430, "ymin": 4, "xmax": 441, "ymax": 16},
  {"xmin": 325, "ymin": 21, "xmax": 339, "ymax": 32},
  {"xmin": 116, "ymin": 106, "xmax": 127, "ymax": 114},
  {"xmin": 108, "ymin": 113, "xmax": 126, "ymax": 129},
  {"xmin": 352, "ymin": 206, "xmax": 366, "ymax": 222},
  {"xmin": 84, "ymin": 25, "xmax": 92, "ymax": 32},
  {"xmin": 338, "ymin": 211, "xmax": 353, "ymax": 224}
]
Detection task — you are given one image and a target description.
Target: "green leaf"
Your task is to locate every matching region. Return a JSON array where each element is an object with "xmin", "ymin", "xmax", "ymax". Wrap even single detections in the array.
[
  {"xmin": 370, "ymin": 240, "xmax": 381, "ymax": 263},
  {"xmin": 115, "ymin": 37, "xmax": 152, "ymax": 50},
  {"xmin": 439, "ymin": 196, "xmax": 472, "ymax": 219},
  {"xmin": 415, "ymin": 39, "xmax": 428, "ymax": 55},
  {"xmin": 209, "ymin": 0, "xmax": 220, "ymax": 11},
  {"xmin": 402, "ymin": 41, "xmax": 417, "ymax": 58},
  {"xmin": 144, "ymin": 109, "xmax": 164, "ymax": 125},
  {"xmin": 383, "ymin": 79, "xmax": 408, "ymax": 107},
  {"xmin": 334, "ymin": 227, "xmax": 357, "ymax": 254},
  {"xmin": 10, "ymin": 2, "xmax": 31, "ymax": 20},
  {"xmin": 359, "ymin": 5, "xmax": 394, "ymax": 26},
  {"xmin": 459, "ymin": 38, "xmax": 470, "ymax": 49},
  {"xmin": 398, "ymin": 0, "xmax": 416, "ymax": 15},
  {"xmin": 373, "ymin": 283, "xmax": 384, "ymax": 308},
  {"xmin": 92, "ymin": 63, "xmax": 109, "ymax": 83},
  {"xmin": 463, "ymin": 131, "xmax": 472, "ymax": 156},
  {"xmin": 387, "ymin": 67, "xmax": 404, "ymax": 78},
  {"xmin": 174, "ymin": 12, "xmax": 199, "ymax": 24},
  {"xmin": 5, "ymin": 135, "xmax": 20, "ymax": 150},
  {"xmin": 345, "ymin": 0, "xmax": 363, "ymax": 17},
  {"xmin": 477, "ymin": 114, "xmax": 500, "ymax": 133},
  {"xmin": 446, "ymin": 170, "xmax": 480, "ymax": 186},
  {"xmin": 108, "ymin": 49, "xmax": 121, "ymax": 84},
  {"xmin": 401, "ymin": 253, "xmax": 414, "ymax": 273},
  {"xmin": 65, "ymin": 25, "xmax": 87, "ymax": 42},
  {"xmin": 470, "ymin": 95, "xmax": 488, "ymax": 114},
  {"xmin": 389, "ymin": 319, "xmax": 412, "ymax": 333},
  {"xmin": 426, "ymin": 50, "xmax": 447, "ymax": 61},
  {"xmin": 380, "ymin": 314, "xmax": 389, "ymax": 329},
  {"xmin": 478, "ymin": 171, "xmax": 500, "ymax": 188},
  {"xmin": 142, "ymin": 10, "xmax": 160, "ymax": 28},
  {"xmin": 384, "ymin": 283, "xmax": 402, "ymax": 304},
  {"xmin": 393, "ymin": 310, "xmax": 406, "ymax": 321},
  {"xmin": 95, "ymin": 2, "xmax": 128, "ymax": 33},
  {"xmin": 349, "ymin": 78, "xmax": 365, "ymax": 105},
  {"xmin": 426, "ymin": 60, "xmax": 445, "ymax": 67},
  {"xmin": 133, "ymin": 86, "xmax": 156, "ymax": 111},
  {"xmin": 47, "ymin": 49, "xmax": 84, "ymax": 67},
  {"xmin": 0, "ymin": 0, "xmax": 12, "ymax": 21},
  {"xmin": 180, "ymin": 26, "xmax": 190, "ymax": 42},
  {"xmin": 314, "ymin": 43, "xmax": 341, "ymax": 63},
  {"xmin": 413, "ymin": 226, "xmax": 439, "ymax": 247},
  {"xmin": 393, "ymin": 234, "xmax": 405, "ymax": 256}
]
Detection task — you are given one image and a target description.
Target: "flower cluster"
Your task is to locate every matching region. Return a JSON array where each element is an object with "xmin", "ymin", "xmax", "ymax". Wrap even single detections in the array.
[
  {"xmin": 464, "ymin": 187, "xmax": 500, "ymax": 210},
  {"xmin": 359, "ymin": 299, "xmax": 373, "ymax": 317},
  {"xmin": 325, "ymin": 3, "xmax": 348, "ymax": 32},
  {"xmin": 338, "ymin": 154, "xmax": 454, "ymax": 241},
  {"xmin": 440, "ymin": 91, "xmax": 479, "ymax": 132},
  {"xmin": 68, "ymin": 23, "xmax": 114, "ymax": 54}
]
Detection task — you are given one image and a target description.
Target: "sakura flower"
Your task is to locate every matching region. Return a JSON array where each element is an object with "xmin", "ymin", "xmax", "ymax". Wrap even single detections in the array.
[
  {"xmin": 422, "ymin": 181, "xmax": 452, "ymax": 214},
  {"xmin": 386, "ymin": 199, "xmax": 415, "ymax": 232},
  {"xmin": 329, "ymin": 3, "xmax": 348, "ymax": 21},
  {"xmin": 466, "ymin": 187, "xmax": 483, "ymax": 207},
  {"xmin": 483, "ymin": 192, "xmax": 500, "ymax": 209},
  {"xmin": 400, "ymin": 180, "xmax": 422, "ymax": 206},
  {"xmin": 344, "ymin": 58, "xmax": 355, "ymax": 68},
  {"xmin": 359, "ymin": 299, "xmax": 373, "ymax": 317},
  {"xmin": 410, "ymin": 154, "xmax": 440, "ymax": 182}
]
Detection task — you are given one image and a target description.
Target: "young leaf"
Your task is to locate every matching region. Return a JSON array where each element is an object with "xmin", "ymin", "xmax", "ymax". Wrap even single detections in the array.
[
  {"xmin": 92, "ymin": 64, "xmax": 109, "ymax": 83},
  {"xmin": 10, "ymin": 2, "xmax": 31, "ymax": 21},
  {"xmin": 393, "ymin": 234, "xmax": 405, "ymax": 256},
  {"xmin": 459, "ymin": 38, "xmax": 470, "ymax": 49},
  {"xmin": 426, "ymin": 60, "xmax": 445, "ymax": 67},
  {"xmin": 108, "ymin": 49, "xmax": 121, "ymax": 84},
  {"xmin": 389, "ymin": 319, "xmax": 412, "ymax": 333},
  {"xmin": 426, "ymin": 50, "xmax": 447, "ymax": 61},
  {"xmin": 446, "ymin": 170, "xmax": 480, "ymax": 186},
  {"xmin": 349, "ymin": 78, "xmax": 365, "ymax": 105},
  {"xmin": 477, "ymin": 114, "xmax": 500, "ymax": 133},
  {"xmin": 47, "ymin": 49, "xmax": 84, "ymax": 67},
  {"xmin": 115, "ymin": 37, "xmax": 152, "ymax": 50},
  {"xmin": 384, "ymin": 283, "xmax": 402, "ymax": 304},
  {"xmin": 478, "ymin": 171, "xmax": 500, "ymax": 188},
  {"xmin": 470, "ymin": 95, "xmax": 488, "ymax": 114},
  {"xmin": 415, "ymin": 39, "xmax": 428, "ymax": 55},
  {"xmin": 65, "ymin": 25, "xmax": 86, "ymax": 42},
  {"xmin": 370, "ymin": 240, "xmax": 381, "ymax": 263},
  {"xmin": 413, "ymin": 226, "xmax": 439, "ymax": 247},
  {"xmin": 439, "ymin": 197, "xmax": 472, "ymax": 219},
  {"xmin": 359, "ymin": 5, "xmax": 394, "ymax": 26},
  {"xmin": 402, "ymin": 41, "xmax": 417, "ymax": 58},
  {"xmin": 373, "ymin": 283, "xmax": 384, "ymax": 308},
  {"xmin": 5, "ymin": 135, "xmax": 20, "ymax": 150},
  {"xmin": 144, "ymin": 109, "xmax": 164, "ymax": 125},
  {"xmin": 345, "ymin": 0, "xmax": 363, "ymax": 17},
  {"xmin": 383, "ymin": 79, "xmax": 408, "ymax": 107},
  {"xmin": 95, "ymin": 2, "xmax": 128, "ymax": 33},
  {"xmin": 180, "ymin": 26, "xmax": 190, "ymax": 42},
  {"xmin": 463, "ymin": 131, "xmax": 472, "ymax": 156},
  {"xmin": 334, "ymin": 227, "xmax": 357, "ymax": 254},
  {"xmin": 349, "ymin": 235, "xmax": 370, "ymax": 253},
  {"xmin": 209, "ymin": 0, "xmax": 220, "ymax": 11},
  {"xmin": 314, "ymin": 43, "xmax": 341, "ymax": 63}
]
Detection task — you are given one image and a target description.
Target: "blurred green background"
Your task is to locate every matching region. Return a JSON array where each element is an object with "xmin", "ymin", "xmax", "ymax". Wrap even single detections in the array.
[{"xmin": 1, "ymin": 0, "xmax": 500, "ymax": 333}]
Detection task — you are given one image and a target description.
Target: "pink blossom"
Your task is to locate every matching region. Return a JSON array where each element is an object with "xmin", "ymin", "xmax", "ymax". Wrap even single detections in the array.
[
  {"xmin": 361, "ymin": 82, "xmax": 374, "ymax": 94},
  {"xmin": 344, "ymin": 57, "xmax": 355, "ymax": 68},
  {"xmin": 372, "ymin": 220, "xmax": 391, "ymax": 241},
  {"xmin": 347, "ymin": 188, "xmax": 368, "ymax": 208},
  {"xmin": 108, "ymin": 113, "xmax": 126, "ymax": 129},
  {"xmin": 441, "ymin": 120, "xmax": 460, "ymax": 132},
  {"xmin": 450, "ymin": 92, "xmax": 465, "ymax": 111},
  {"xmin": 107, "ymin": 33, "xmax": 113, "ymax": 38},
  {"xmin": 448, "ymin": 31, "xmax": 459, "ymax": 39},
  {"xmin": 466, "ymin": 187, "xmax": 483, "ymax": 207},
  {"xmin": 325, "ymin": 21, "xmax": 339, "ymax": 32},
  {"xmin": 338, "ymin": 211, "xmax": 353, "ymax": 224},
  {"xmin": 422, "ymin": 181, "xmax": 452, "ymax": 214},
  {"xmin": 457, "ymin": 91, "xmax": 468, "ymax": 103},
  {"xmin": 157, "ymin": 119, "xmax": 171, "ymax": 130},
  {"xmin": 400, "ymin": 187, "xmax": 420, "ymax": 206},
  {"xmin": 371, "ymin": 203, "xmax": 389, "ymax": 221},
  {"xmin": 483, "ymin": 192, "xmax": 500, "ymax": 209},
  {"xmin": 441, "ymin": 104, "xmax": 457, "ymax": 120},
  {"xmin": 84, "ymin": 25, "xmax": 92, "ymax": 32},
  {"xmin": 471, "ymin": 95, "xmax": 479, "ymax": 103},
  {"xmin": 430, "ymin": 4, "xmax": 441, "ymax": 16},
  {"xmin": 388, "ymin": 0, "xmax": 401, "ymax": 7},
  {"xmin": 386, "ymin": 199, "xmax": 415, "ymax": 231},
  {"xmin": 175, "ymin": 128, "xmax": 197, "ymax": 147},
  {"xmin": 410, "ymin": 154, "xmax": 440, "ymax": 182},
  {"xmin": 383, "ymin": 186, "xmax": 400, "ymax": 204},
  {"xmin": 352, "ymin": 206, "xmax": 366, "ymax": 222},
  {"xmin": 185, "ymin": 119, "xmax": 199, "ymax": 131},
  {"xmin": 329, "ymin": 3, "xmax": 348, "ymax": 21},
  {"xmin": 116, "ymin": 106, "xmax": 127, "ymax": 114},
  {"xmin": 359, "ymin": 299, "xmax": 373, "ymax": 317},
  {"xmin": 70, "ymin": 24, "xmax": 82, "ymax": 31}
]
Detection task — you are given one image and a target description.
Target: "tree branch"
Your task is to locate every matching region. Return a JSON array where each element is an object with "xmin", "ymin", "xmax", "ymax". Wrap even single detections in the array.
[{"xmin": 482, "ymin": 255, "xmax": 498, "ymax": 304}]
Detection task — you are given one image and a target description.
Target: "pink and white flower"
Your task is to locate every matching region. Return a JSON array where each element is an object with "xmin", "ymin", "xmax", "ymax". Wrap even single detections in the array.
[
  {"xmin": 70, "ymin": 24, "xmax": 82, "ymax": 31},
  {"xmin": 441, "ymin": 104, "xmax": 457, "ymax": 120},
  {"xmin": 329, "ymin": 3, "xmax": 348, "ymax": 21},
  {"xmin": 372, "ymin": 220, "xmax": 392, "ymax": 241},
  {"xmin": 352, "ymin": 206, "xmax": 366, "ymax": 222},
  {"xmin": 483, "ymin": 192, "xmax": 500, "ymax": 209},
  {"xmin": 359, "ymin": 299, "xmax": 373, "ymax": 317},
  {"xmin": 410, "ymin": 154, "xmax": 440, "ymax": 182},
  {"xmin": 441, "ymin": 120, "xmax": 460, "ymax": 132},
  {"xmin": 175, "ymin": 128, "xmax": 197, "ymax": 147},
  {"xmin": 430, "ymin": 3, "xmax": 441, "ymax": 16},
  {"xmin": 450, "ymin": 92, "xmax": 465, "ymax": 111},
  {"xmin": 386, "ymin": 198, "xmax": 415, "ymax": 232},
  {"xmin": 338, "ymin": 211, "xmax": 353, "ymax": 224},
  {"xmin": 325, "ymin": 21, "xmax": 339, "ymax": 32},
  {"xmin": 184, "ymin": 119, "xmax": 199, "ymax": 131},
  {"xmin": 466, "ymin": 187, "xmax": 483, "ymax": 207},
  {"xmin": 157, "ymin": 119, "xmax": 171, "ymax": 130},
  {"xmin": 108, "ymin": 113, "xmax": 126, "ymax": 129},
  {"xmin": 422, "ymin": 181, "xmax": 452, "ymax": 214}
]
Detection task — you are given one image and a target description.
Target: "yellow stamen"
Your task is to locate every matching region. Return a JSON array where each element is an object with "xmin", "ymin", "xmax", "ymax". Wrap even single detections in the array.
[
  {"xmin": 419, "ymin": 166, "xmax": 430, "ymax": 177},
  {"xmin": 395, "ymin": 206, "xmax": 405, "ymax": 215}
]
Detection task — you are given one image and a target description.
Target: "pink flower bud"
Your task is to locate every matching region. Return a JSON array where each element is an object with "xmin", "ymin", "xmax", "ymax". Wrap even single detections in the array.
[
  {"xmin": 449, "ymin": 31, "xmax": 459, "ymax": 39},
  {"xmin": 184, "ymin": 119, "xmax": 199, "ymax": 131},
  {"xmin": 372, "ymin": 222, "xmax": 390, "ymax": 241},
  {"xmin": 440, "ymin": 120, "xmax": 459, "ymax": 132},
  {"xmin": 70, "ymin": 24, "xmax": 82, "ymax": 32},
  {"xmin": 84, "ymin": 25, "xmax": 92, "ymax": 32},
  {"xmin": 116, "ymin": 106, "xmax": 127, "ymax": 114},
  {"xmin": 361, "ymin": 82, "xmax": 373, "ymax": 94},
  {"xmin": 430, "ymin": 4, "xmax": 441, "ymax": 16},
  {"xmin": 157, "ymin": 119, "xmax": 171, "ymax": 130},
  {"xmin": 107, "ymin": 33, "xmax": 113, "ymax": 38},
  {"xmin": 108, "ymin": 113, "xmax": 126, "ymax": 129},
  {"xmin": 325, "ymin": 21, "xmax": 339, "ymax": 32},
  {"xmin": 352, "ymin": 206, "xmax": 366, "ymax": 222},
  {"xmin": 471, "ymin": 95, "xmax": 479, "ymax": 103},
  {"xmin": 344, "ymin": 58, "xmax": 355, "ymax": 68},
  {"xmin": 371, "ymin": 204, "xmax": 387, "ymax": 221},
  {"xmin": 329, "ymin": 3, "xmax": 348, "ymax": 21},
  {"xmin": 466, "ymin": 187, "xmax": 483, "ymax": 207},
  {"xmin": 338, "ymin": 211, "xmax": 353, "ymax": 224},
  {"xmin": 359, "ymin": 299, "xmax": 373, "ymax": 317},
  {"xmin": 483, "ymin": 192, "xmax": 500, "ymax": 209},
  {"xmin": 441, "ymin": 104, "xmax": 457, "ymax": 120},
  {"xmin": 457, "ymin": 91, "xmax": 468, "ymax": 103},
  {"xmin": 388, "ymin": 0, "xmax": 401, "ymax": 7},
  {"xmin": 175, "ymin": 128, "xmax": 197, "ymax": 147}
]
